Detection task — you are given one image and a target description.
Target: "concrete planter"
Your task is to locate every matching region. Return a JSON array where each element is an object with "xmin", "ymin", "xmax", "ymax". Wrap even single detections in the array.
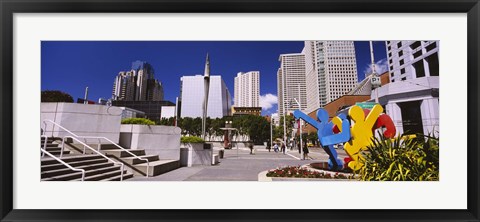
[
  {"xmin": 119, "ymin": 124, "xmax": 181, "ymax": 160},
  {"xmin": 180, "ymin": 143, "xmax": 213, "ymax": 167}
]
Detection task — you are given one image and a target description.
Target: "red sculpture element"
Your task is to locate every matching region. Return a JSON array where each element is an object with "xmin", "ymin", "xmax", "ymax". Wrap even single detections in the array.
[{"xmin": 375, "ymin": 114, "xmax": 396, "ymax": 138}]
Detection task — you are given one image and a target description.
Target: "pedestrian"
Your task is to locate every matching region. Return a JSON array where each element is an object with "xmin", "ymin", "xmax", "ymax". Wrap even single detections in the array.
[
  {"xmin": 303, "ymin": 145, "xmax": 309, "ymax": 160},
  {"xmin": 281, "ymin": 143, "xmax": 286, "ymax": 154},
  {"xmin": 273, "ymin": 143, "xmax": 279, "ymax": 152},
  {"xmin": 248, "ymin": 144, "xmax": 254, "ymax": 155},
  {"xmin": 297, "ymin": 142, "xmax": 301, "ymax": 154},
  {"xmin": 266, "ymin": 144, "xmax": 271, "ymax": 152}
]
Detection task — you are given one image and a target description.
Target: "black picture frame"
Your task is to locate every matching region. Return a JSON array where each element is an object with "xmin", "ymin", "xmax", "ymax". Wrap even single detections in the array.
[{"xmin": 1, "ymin": 0, "xmax": 479, "ymax": 221}]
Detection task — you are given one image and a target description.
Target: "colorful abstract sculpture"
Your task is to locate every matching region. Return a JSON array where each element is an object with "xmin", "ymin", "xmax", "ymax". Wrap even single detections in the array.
[{"xmin": 293, "ymin": 104, "xmax": 398, "ymax": 171}]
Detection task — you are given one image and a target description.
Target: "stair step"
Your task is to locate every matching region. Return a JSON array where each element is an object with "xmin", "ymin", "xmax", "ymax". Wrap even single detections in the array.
[
  {"xmin": 41, "ymin": 162, "xmax": 115, "ymax": 179},
  {"xmin": 134, "ymin": 160, "xmax": 180, "ymax": 177},
  {"xmin": 41, "ymin": 158, "xmax": 109, "ymax": 171},
  {"xmin": 41, "ymin": 150, "xmax": 71, "ymax": 156},
  {"xmin": 100, "ymin": 172, "xmax": 134, "ymax": 181},
  {"xmin": 41, "ymin": 143, "xmax": 60, "ymax": 148},
  {"xmin": 83, "ymin": 169, "xmax": 128, "ymax": 181},
  {"xmin": 43, "ymin": 165, "xmax": 122, "ymax": 181},
  {"xmin": 41, "ymin": 154, "xmax": 104, "ymax": 165},
  {"xmin": 44, "ymin": 147, "xmax": 62, "ymax": 152},
  {"xmin": 102, "ymin": 149, "xmax": 145, "ymax": 158},
  {"xmin": 121, "ymin": 155, "xmax": 160, "ymax": 165}
]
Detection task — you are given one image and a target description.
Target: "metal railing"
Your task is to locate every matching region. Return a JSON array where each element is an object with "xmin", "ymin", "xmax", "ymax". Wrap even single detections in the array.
[
  {"xmin": 74, "ymin": 136, "xmax": 150, "ymax": 177},
  {"xmin": 42, "ymin": 120, "xmax": 125, "ymax": 180},
  {"xmin": 41, "ymin": 135, "xmax": 86, "ymax": 181}
]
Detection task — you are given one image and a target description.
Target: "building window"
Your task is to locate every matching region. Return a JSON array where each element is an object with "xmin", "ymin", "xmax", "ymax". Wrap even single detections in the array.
[
  {"xmin": 388, "ymin": 45, "xmax": 391, "ymax": 51},
  {"xmin": 399, "ymin": 59, "xmax": 404, "ymax": 66},
  {"xmin": 397, "ymin": 42, "xmax": 402, "ymax": 48},
  {"xmin": 398, "ymin": 51, "xmax": 403, "ymax": 57},
  {"xmin": 413, "ymin": 60, "xmax": 426, "ymax": 78},
  {"xmin": 426, "ymin": 52, "xmax": 439, "ymax": 76},
  {"xmin": 390, "ymin": 65, "xmax": 393, "ymax": 70},
  {"xmin": 401, "ymin": 77, "xmax": 406, "ymax": 81},
  {"xmin": 389, "ymin": 59, "xmax": 393, "ymax": 64},
  {"xmin": 426, "ymin": 42, "xmax": 437, "ymax": 52},
  {"xmin": 410, "ymin": 41, "xmax": 422, "ymax": 50},
  {"xmin": 413, "ymin": 50, "xmax": 423, "ymax": 59},
  {"xmin": 401, "ymin": 68, "xmax": 405, "ymax": 74}
]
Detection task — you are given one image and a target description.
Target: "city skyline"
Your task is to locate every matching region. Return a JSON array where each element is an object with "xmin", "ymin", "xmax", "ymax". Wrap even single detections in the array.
[{"xmin": 41, "ymin": 41, "xmax": 387, "ymax": 115}]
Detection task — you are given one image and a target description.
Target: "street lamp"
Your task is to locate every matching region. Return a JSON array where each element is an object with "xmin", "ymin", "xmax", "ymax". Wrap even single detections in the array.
[{"xmin": 292, "ymin": 98, "xmax": 303, "ymax": 159}]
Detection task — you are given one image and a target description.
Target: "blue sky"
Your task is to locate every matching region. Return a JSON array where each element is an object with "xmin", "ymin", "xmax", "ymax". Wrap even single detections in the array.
[{"xmin": 41, "ymin": 41, "xmax": 387, "ymax": 115}]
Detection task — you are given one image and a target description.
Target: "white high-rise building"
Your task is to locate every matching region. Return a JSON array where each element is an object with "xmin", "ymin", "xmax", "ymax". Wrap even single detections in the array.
[
  {"xmin": 277, "ymin": 53, "xmax": 307, "ymax": 116},
  {"xmin": 304, "ymin": 41, "xmax": 358, "ymax": 113},
  {"xmin": 234, "ymin": 71, "xmax": 260, "ymax": 107},
  {"xmin": 379, "ymin": 40, "xmax": 439, "ymax": 136},
  {"xmin": 180, "ymin": 75, "xmax": 232, "ymax": 118},
  {"xmin": 386, "ymin": 41, "xmax": 439, "ymax": 82}
]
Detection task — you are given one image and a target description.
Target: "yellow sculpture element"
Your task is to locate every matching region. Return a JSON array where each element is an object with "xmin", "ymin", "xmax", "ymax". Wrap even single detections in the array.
[
  {"xmin": 344, "ymin": 104, "xmax": 383, "ymax": 170},
  {"xmin": 331, "ymin": 116, "xmax": 343, "ymax": 132}
]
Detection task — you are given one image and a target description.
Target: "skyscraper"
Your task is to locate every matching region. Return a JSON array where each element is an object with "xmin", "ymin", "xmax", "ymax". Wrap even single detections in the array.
[
  {"xmin": 304, "ymin": 41, "xmax": 358, "ymax": 113},
  {"xmin": 180, "ymin": 75, "xmax": 231, "ymax": 118},
  {"xmin": 277, "ymin": 53, "xmax": 307, "ymax": 116},
  {"xmin": 234, "ymin": 71, "xmax": 260, "ymax": 107},
  {"xmin": 386, "ymin": 41, "xmax": 439, "ymax": 82},
  {"xmin": 112, "ymin": 61, "xmax": 164, "ymax": 101}
]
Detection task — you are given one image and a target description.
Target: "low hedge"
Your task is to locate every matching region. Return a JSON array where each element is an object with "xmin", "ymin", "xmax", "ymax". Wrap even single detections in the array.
[
  {"xmin": 121, "ymin": 118, "xmax": 155, "ymax": 125},
  {"xmin": 181, "ymin": 136, "xmax": 205, "ymax": 143}
]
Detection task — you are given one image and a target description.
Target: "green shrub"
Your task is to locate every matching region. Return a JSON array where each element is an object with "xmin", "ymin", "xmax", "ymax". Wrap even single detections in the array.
[
  {"xmin": 121, "ymin": 118, "xmax": 155, "ymax": 125},
  {"xmin": 181, "ymin": 136, "xmax": 205, "ymax": 143},
  {"xmin": 358, "ymin": 134, "xmax": 439, "ymax": 181}
]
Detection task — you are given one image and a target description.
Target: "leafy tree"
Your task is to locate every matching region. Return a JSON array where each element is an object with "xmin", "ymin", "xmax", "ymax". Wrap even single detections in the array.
[
  {"xmin": 274, "ymin": 115, "xmax": 295, "ymax": 141},
  {"xmin": 41, "ymin": 90, "xmax": 74, "ymax": 102},
  {"xmin": 232, "ymin": 115, "xmax": 270, "ymax": 144},
  {"xmin": 157, "ymin": 117, "xmax": 175, "ymax": 126}
]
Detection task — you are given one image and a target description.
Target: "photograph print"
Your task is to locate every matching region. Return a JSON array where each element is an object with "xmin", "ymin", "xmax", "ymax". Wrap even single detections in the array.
[{"xmin": 40, "ymin": 40, "xmax": 439, "ymax": 182}]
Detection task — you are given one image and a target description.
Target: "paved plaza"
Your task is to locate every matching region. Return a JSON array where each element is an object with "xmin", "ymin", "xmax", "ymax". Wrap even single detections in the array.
[{"xmin": 130, "ymin": 146, "xmax": 348, "ymax": 181}]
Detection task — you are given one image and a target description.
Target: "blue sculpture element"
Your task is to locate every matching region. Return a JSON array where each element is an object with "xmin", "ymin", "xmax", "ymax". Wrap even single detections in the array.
[{"xmin": 293, "ymin": 109, "xmax": 351, "ymax": 171}]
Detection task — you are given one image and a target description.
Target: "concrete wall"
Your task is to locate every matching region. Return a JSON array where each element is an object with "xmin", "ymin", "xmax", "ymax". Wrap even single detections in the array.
[
  {"xmin": 119, "ymin": 124, "xmax": 181, "ymax": 160},
  {"xmin": 41, "ymin": 103, "xmax": 123, "ymax": 143},
  {"xmin": 180, "ymin": 143, "xmax": 212, "ymax": 167}
]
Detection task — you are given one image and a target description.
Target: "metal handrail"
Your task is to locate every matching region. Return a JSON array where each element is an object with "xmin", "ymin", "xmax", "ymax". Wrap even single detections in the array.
[
  {"xmin": 76, "ymin": 136, "xmax": 150, "ymax": 177},
  {"xmin": 41, "ymin": 135, "xmax": 47, "ymax": 158},
  {"xmin": 61, "ymin": 136, "xmax": 125, "ymax": 181},
  {"xmin": 40, "ymin": 147, "xmax": 86, "ymax": 181},
  {"xmin": 42, "ymin": 120, "xmax": 124, "ymax": 180},
  {"xmin": 43, "ymin": 119, "xmax": 150, "ymax": 177}
]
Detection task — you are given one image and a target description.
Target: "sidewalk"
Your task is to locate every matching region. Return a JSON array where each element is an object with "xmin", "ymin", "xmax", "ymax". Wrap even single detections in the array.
[{"xmin": 129, "ymin": 147, "xmax": 319, "ymax": 181}]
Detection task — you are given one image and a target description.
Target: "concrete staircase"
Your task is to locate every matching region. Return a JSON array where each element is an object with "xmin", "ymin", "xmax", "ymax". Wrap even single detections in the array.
[
  {"xmin": 41, "ymin": 154, "xmax": 134, "ymax": 181},
  {"xmin": 41, "ymin": 137, "xmax": 70, "ymax": 156},
  {"xmin": 41, "ymin": 137, "xmax": 133, "ymax": 181},
  {"xmin": 100, "ymin": 146, "xmax": 179, "ymax": 177}
]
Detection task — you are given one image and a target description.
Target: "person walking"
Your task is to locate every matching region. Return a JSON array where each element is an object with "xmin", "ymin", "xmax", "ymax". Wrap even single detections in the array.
[
  {"xmin": 303, "ymin": 145, "xmax": 309, "ymax": 160},
  {"xmin": 281, "ymin": 143, "xmax": 286, "ymax": 154}
]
